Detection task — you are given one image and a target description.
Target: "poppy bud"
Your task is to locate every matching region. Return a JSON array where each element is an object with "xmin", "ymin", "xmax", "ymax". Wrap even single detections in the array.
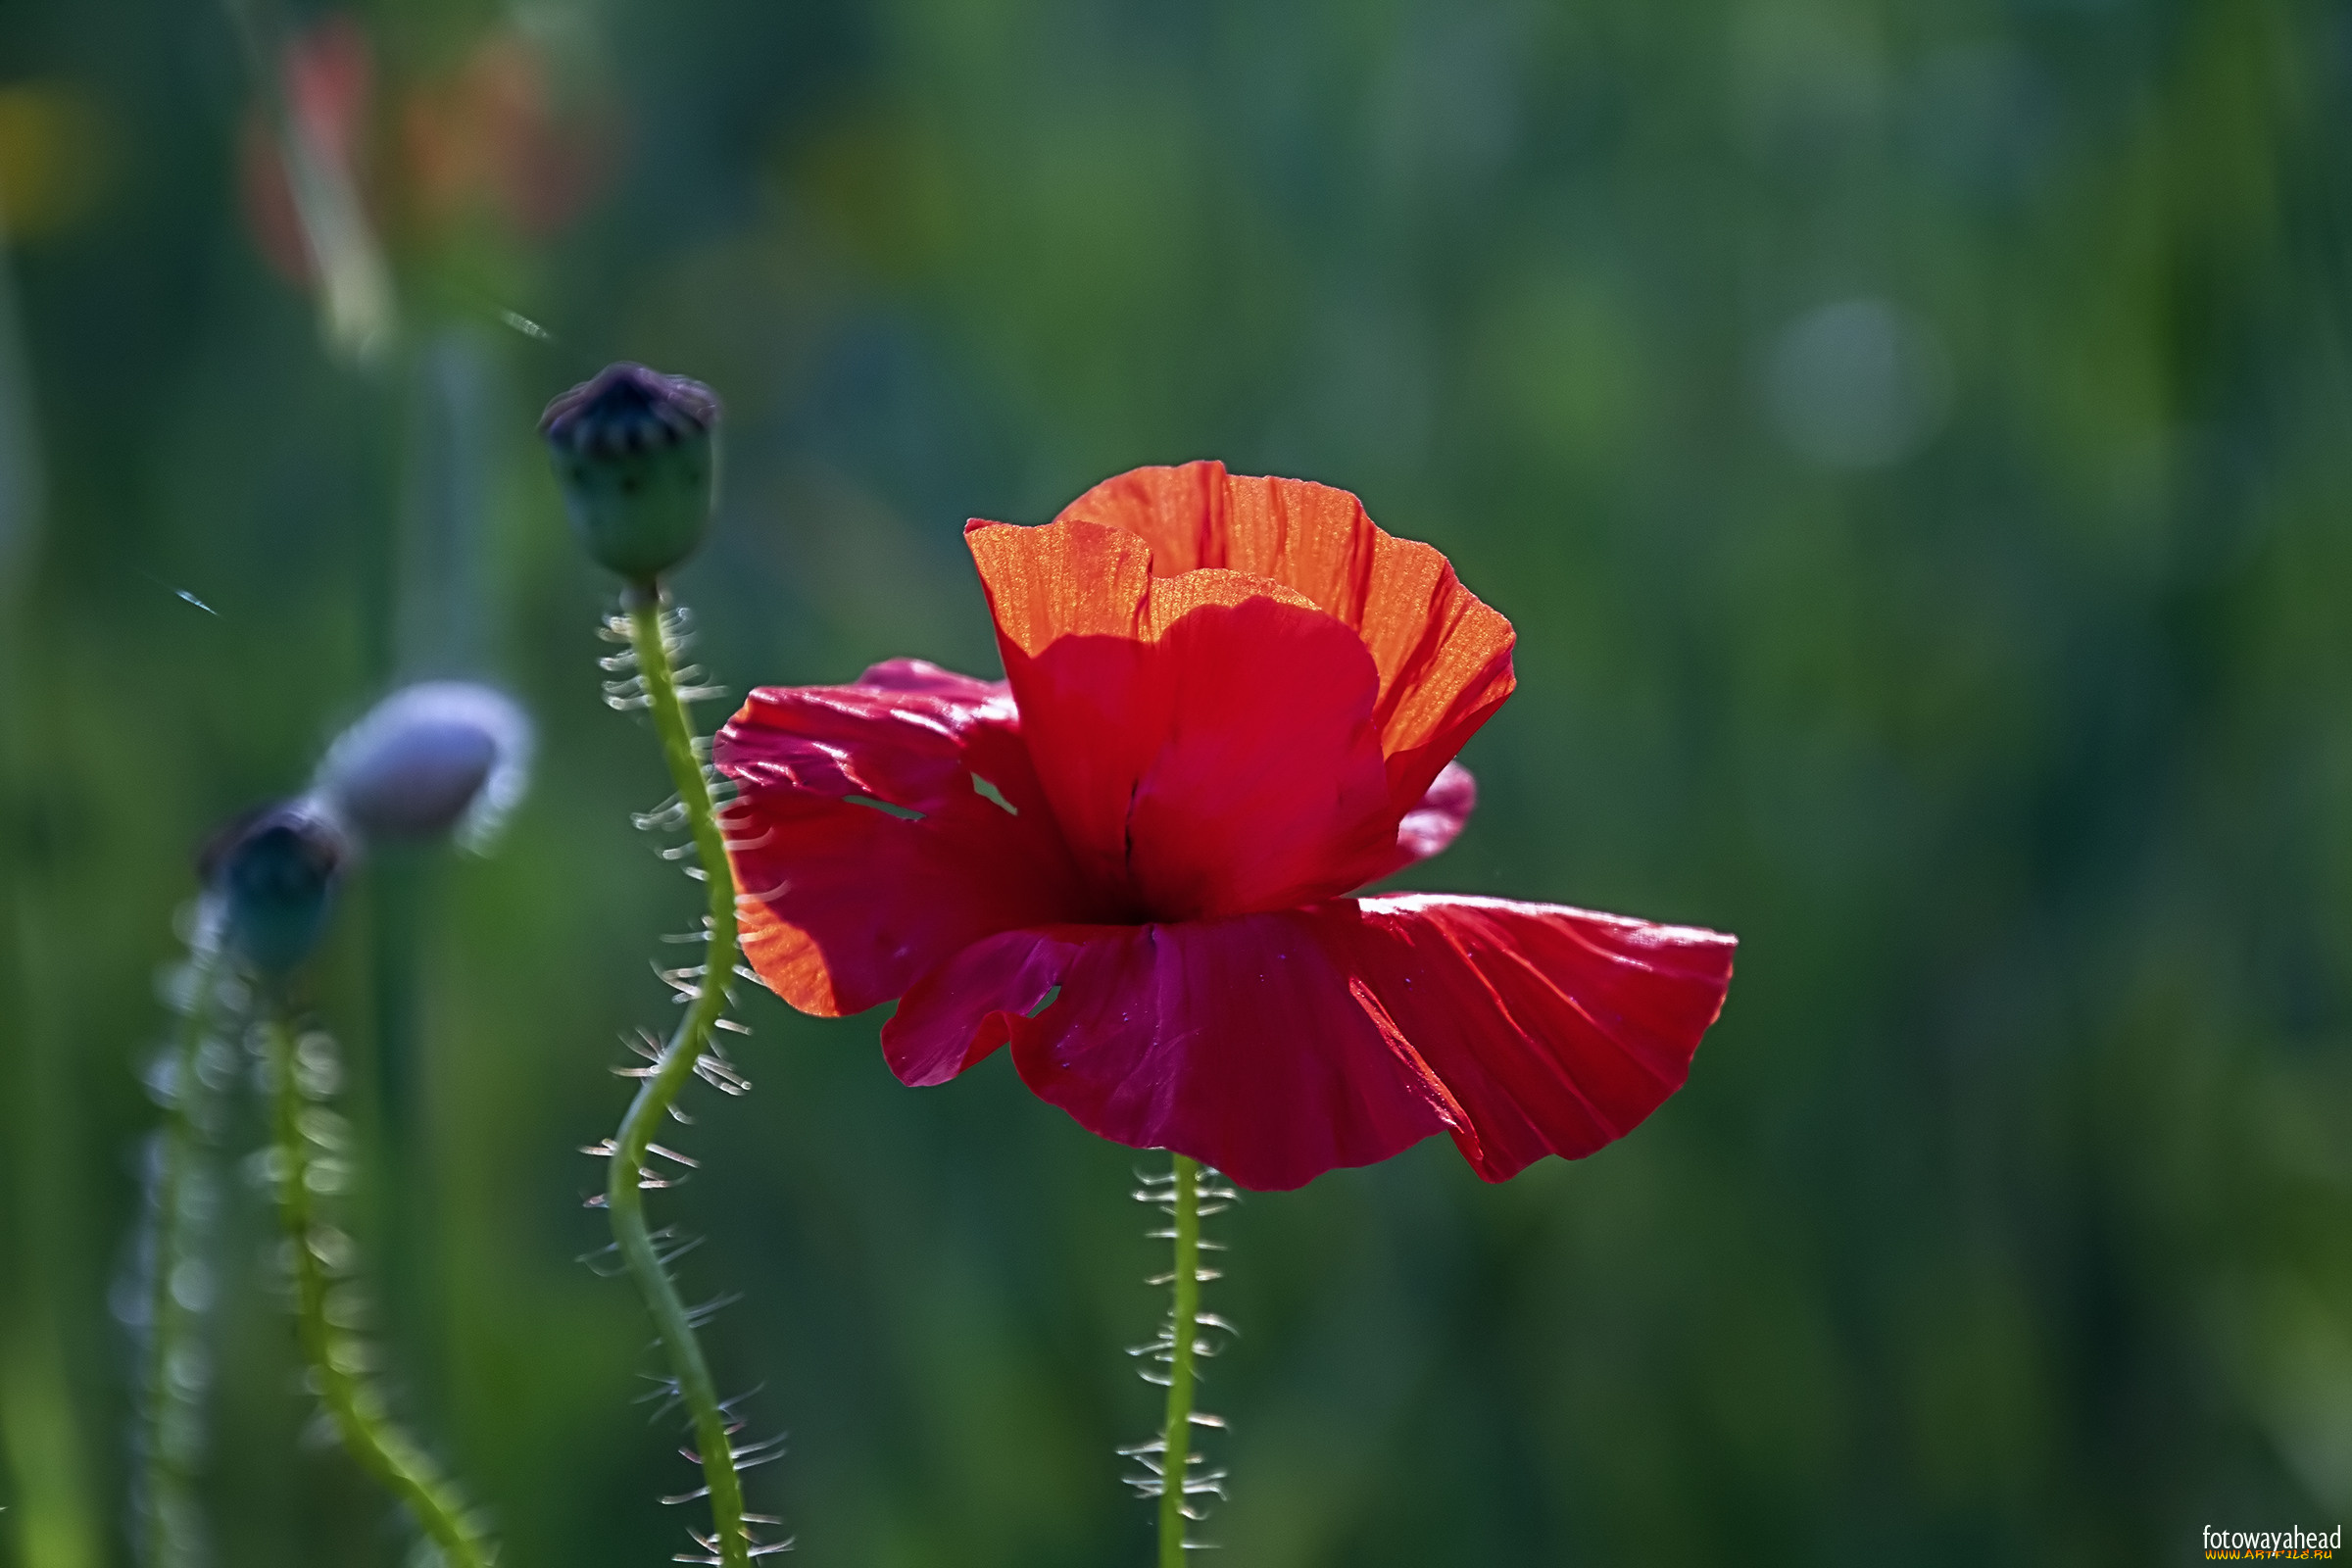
[
  {"xmin": 539, "ymin": 363, "xmax": 720, "ymax": 585},
  {"xmin": 311, "ymin": 681, "xmax": 533, "ymax": 851},
  {"xmin": 200, "ymin": 803, "xmax": 351, "ymax": 975}
]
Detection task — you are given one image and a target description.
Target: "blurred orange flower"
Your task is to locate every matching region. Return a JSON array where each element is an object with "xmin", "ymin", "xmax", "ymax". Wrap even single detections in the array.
[
  {"xmin": 238, "ymin": 15, "xmax": 371, "ymax": 284},
  {"xmin": 399, "ymin": 32, "xmax": 611, "ymax": 240},
  {"xmin": 241, "ymin": 14, "xmax": 613, "ymax": 289}
]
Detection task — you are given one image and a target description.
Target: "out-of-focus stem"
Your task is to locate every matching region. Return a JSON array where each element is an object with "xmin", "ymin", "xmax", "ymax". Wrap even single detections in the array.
[
  {"xmin": 1158, "ymin": 1155, "xmax": 1202, "ymax": 1568},
  {"xmin": 612, "ymin": 589, "xmax": 750, "ymax": 1568},
  {"xmin": 0, "ymin": 192, "xmax": 102, "ymax": 1568},
  {"xmin": 220, "ymin": 0, "xmax": 396, "ymax": 366},
  {"xmin": 141, "ymin": 907, "xmax": 224, "ymax": 1568},
  {"xmin": 265, "ymin": 1007, "xmax": 486, "ymax": 1568}
]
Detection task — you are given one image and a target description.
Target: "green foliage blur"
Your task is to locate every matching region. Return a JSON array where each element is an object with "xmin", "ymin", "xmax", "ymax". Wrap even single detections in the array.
[{"xmin": 3, "ymin": 0, "xmax": 2348, "ymax": 1564}]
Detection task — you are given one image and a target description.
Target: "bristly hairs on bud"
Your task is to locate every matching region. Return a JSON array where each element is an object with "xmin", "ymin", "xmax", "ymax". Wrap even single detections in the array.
[
  {"xmin": 1120, "ymin": 1157, "xmax": 1238, "ymax": 1563},
  {"xmin": 549, "ymin": 361, "xmax": 778, "ymax": 1565}
]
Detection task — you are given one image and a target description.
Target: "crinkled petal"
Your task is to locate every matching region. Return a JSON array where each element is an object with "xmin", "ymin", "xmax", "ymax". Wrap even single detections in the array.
[
  {"xmin": 1053, "ymin": 461, "xmax": 1518, "ymax": 807},
  {"xmin": 881, "ymin": 890, "xmax": 1734, "ymax": 1189},
  {"xmin": 713, "ymin": 660, "xmax": 1097, "ymax": 1015},
  {"xmin": 966, "ymin": 517, "xmax": 1401, "ymax": 917},
  {"xmin": 1340, "ymin": 894, "xmax": 1736, "ymax": 1181},
  {"xmin": 881, "ymin": 914, "xmax": 1459, "ymax": 1191}
]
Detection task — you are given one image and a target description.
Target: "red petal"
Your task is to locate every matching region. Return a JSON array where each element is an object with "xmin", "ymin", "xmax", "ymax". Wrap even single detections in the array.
[
  {"xmin": 1317, "ymin": 759, "xmax": 1482, "ymax": 891},
  {"xmin": 1359, "ymin": 759, "xmax": 1478, "ymax": 883},
  {"xmin": 882, "ymin": 893, "xmax": 1733, "ymax": 1188},
  {"xmin": 1052, "ymin": 462, "xmax": 1518, "ymax": 807},
  {"xmin": 877, "ymin": 925, "xmax": 1073, "ymax": 1086},
  {"xmin": 1339, "ymin": 895, "xmax": 1736, "ymax": 1181},
  {"xmin": 965, "ymin": 517, "xmax": 1402, "ymax": 918},
  {"xmin": 882, "ymin": 914, "xmax": 1458, "ymax": 1191},
  {"xmin": 849, "ymin": 656, "xmax": 1007, "ymax": 697},
  {"xmin": 712, "ymin": 662, "xmax": 1097, "ymax": 1016}
]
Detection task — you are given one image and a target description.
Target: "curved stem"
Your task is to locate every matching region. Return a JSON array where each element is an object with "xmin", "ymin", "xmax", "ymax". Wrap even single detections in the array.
[
  {"xmin": 1158, "ymin": 1155, "xmax": 1201, "ymax": 1567},
  {"xmin": 141, "ymin": 906, "xmax": 224, "ymax": 1568},
  {"xmin": 266, "ymin": 1006, "xmax": 486, "ymax": 1568},
  {"xmin": 612, "ymin": 591, "xmax": 751, "ymax": 1568}
]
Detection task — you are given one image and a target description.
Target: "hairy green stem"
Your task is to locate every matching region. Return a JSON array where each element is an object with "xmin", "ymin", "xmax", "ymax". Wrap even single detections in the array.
[
  {"xmin": 266, "ymin": 1008, "xmax": 486, "ymax": 1568},
  {"xmin": 1158, "ymin": 1154, "xmax": 1202, "ymax": 1567},
  {"xmin": 612, "ymin": 591, "xmax": 751, "ymax": 1568},
  {"xmin": 141, "ymin": 909, "xmax": 225, "ymax": 1568}
]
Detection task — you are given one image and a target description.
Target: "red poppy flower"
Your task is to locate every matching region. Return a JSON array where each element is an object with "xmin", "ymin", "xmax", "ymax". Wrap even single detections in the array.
[{"xmin": 715, "ymin": 462, "xmax": 1735, "ymax": 1191}]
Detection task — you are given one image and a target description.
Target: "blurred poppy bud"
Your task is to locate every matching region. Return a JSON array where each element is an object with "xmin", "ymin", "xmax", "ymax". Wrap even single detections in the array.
[
  {"xmin": 200, "ymin": 803, "xmax": 351, "ymax": 975},
  {"xmin": 539, "ymin": 364, "xmax": 720, "ymax": 586},
  {"xmin": 311, "ymin": 681, "xmax": 533, "ymax": 851}
]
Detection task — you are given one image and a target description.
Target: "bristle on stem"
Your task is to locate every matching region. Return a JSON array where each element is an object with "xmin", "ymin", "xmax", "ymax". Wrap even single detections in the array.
[
  {"xmin": 1123, "ymin": 1155, "xmax": 1235, "ymax": 1560},
  {"xmin": 595, "ymin": 593, "xmax": 782, "ymax": 1567},
  {"xmin": 263, "ymin": 1009, "xmax": 491, "ymax": 1567}
]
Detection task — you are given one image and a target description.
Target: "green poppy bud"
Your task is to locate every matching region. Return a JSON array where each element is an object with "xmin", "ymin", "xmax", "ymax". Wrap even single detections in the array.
[
  {"xmin": 199, "ymin": 803, "xmax": 351, "ymax": 975},
  {"xmin": 539, "ymin": 364, "xmax": 721, "ymax": 586}
]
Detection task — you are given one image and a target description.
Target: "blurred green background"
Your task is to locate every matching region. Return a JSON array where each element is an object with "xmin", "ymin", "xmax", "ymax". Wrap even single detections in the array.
[{"xmin": 3, "ymin": 0, "xmax": 2349, "ymax": 1564}]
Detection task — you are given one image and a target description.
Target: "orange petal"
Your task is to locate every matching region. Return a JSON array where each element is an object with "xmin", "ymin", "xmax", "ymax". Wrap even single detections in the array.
[
  {"xmin": 965, "ymin": 516, "xmax": 1398, "ymax": 917},
  {"xmin": 1053, "ymin": 461, "xmax": 1517, "ymax": 805}
]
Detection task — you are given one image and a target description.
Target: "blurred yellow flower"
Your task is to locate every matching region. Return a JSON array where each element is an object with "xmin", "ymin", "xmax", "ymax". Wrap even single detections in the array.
[{"xmin": 0, "ymin": 83, "xmax": 107, "ymax": 241}]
